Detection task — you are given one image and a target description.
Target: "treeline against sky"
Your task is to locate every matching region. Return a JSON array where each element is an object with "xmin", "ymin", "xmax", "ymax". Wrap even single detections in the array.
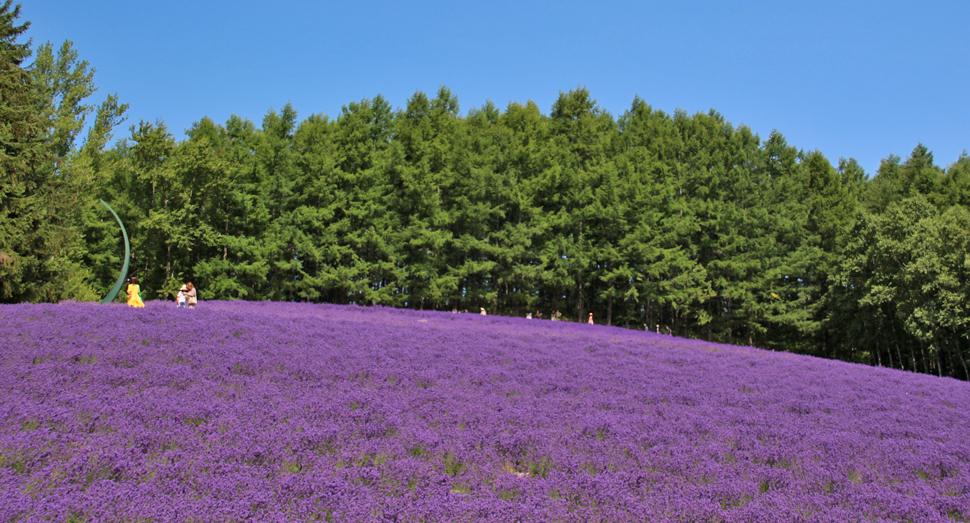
[{"xmin": 4, "ymin": 8, "xmax": 970, "ymax": 379}]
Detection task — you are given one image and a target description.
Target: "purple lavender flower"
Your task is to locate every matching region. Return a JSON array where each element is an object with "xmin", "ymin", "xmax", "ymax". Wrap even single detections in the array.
[{"xmin": 0, "ymin": 301, "xmax": 967, "ymax": 522}]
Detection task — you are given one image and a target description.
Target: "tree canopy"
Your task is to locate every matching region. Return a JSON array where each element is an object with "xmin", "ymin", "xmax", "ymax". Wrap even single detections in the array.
[{"xmin": 6, "ymin": 4, "xmax": 970, "ymax": 380}]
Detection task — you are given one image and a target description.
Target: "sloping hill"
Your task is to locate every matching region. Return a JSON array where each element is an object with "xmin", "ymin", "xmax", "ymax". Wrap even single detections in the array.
[{"xmin": 1, "ymin": 301, "xmax": 968, "ymax": 522}]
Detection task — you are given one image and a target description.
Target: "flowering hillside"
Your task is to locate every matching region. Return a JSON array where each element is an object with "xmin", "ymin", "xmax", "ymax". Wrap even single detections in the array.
[{"xmin": 1, "ymin": 302, "xmax": 969, "ymax": 522}]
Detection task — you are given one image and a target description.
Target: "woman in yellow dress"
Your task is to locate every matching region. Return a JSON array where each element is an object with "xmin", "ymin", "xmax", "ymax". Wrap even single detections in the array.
[{"xmin": 126, "ymin": 276, "xmax": 145, "ymax": 308}]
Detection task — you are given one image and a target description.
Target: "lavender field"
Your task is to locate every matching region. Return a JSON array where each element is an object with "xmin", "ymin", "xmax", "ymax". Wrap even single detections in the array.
[{"xmin": 1, "ymin": 302, "xmax": 969, "ymax": 522}]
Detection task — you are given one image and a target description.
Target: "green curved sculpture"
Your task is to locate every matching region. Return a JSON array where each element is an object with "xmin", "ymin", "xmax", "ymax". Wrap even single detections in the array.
[{"xmin": 99, "ymin": 199, "xmax": 130, "ymax": 304}]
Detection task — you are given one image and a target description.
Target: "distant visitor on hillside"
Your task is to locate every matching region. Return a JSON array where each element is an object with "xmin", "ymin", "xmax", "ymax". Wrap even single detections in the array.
[
  {"xmin": 588, "ymin": 312, "xmax": 594, "ymax": 325},
  {"xmin": 480, "ymin": 307, "xmax": 486, "ymax": 316},
  {"xmin": 185, "ymin": 282, "xmax": 197, "ymax": 309},
  {"xmin": 126, "ymin": 277, "xmax": 144, "ymax": 308},
  {"xmin": 526, "ymin": 312, "xmax": 532, "ymax": 319},
  {"xmin": 176, "ymin": 285, "xmax": 187, "ymax": 308}
]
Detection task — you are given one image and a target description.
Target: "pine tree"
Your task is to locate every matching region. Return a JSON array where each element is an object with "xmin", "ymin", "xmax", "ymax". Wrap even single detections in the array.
[
  {"xmin": 389, "ymin": 88, "xmax": 460, "ymax": 310},
  {"xmin": 546, "ymin": 87, "xmax": 615, "ymax": 321},
  {"xmin": 191, "ymin": 115, "xmax": 269, "ymax": 301},
  {"xmin": 0, "ymin": 1, "xmax": 93, "ymax": 301},
  {"xmin": 334, "ymin": 95, "xmax": 402, "ymax": 306}
]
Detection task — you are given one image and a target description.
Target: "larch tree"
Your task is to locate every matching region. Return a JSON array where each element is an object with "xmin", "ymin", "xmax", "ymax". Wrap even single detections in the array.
[{"xmin": 0, "ymin": 1, "xmax": 93, "ymax": 302}]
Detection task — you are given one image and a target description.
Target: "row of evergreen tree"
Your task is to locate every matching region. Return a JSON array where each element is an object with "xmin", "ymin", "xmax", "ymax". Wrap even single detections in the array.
[{"xmin": 3, "ymin": 2, "xmax": 969, "ymax": 379}]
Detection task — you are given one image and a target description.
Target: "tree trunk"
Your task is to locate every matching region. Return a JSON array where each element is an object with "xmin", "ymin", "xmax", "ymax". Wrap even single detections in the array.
[
  {"xmin": 577, "ymin": 220, "xmax": 584, "ymax": 322},
  {"xmin": 624, "ymin": 296, "xmax": 630, "ymax": 329},
  {"xmin": 505, "ymin": 282, "xmax": 510, "ymax": 316},
  {"xmin": 892, "ymin": 323, "xmax": 914, "ymax": 371},
  {"xmin": 958, "ymin": 334, "xmax": 970, "ymax": 380},
  {"xmin": 936, "ymin": 343, "xmax": 943, "ymax": 378},
  {"xmin": 707, "ymin": 302, "xmax": 713, "ymax": 341},
  {"xmin": 607, "ymin": 294, "xmax": 613, "ymax": 326},
  {"xmin": 893, "ymin": 333, "xmax": 904, "ymax": 370},
  {"xmin": 223, "ymin": 206, "xmax": 229, "ymax": 261}
]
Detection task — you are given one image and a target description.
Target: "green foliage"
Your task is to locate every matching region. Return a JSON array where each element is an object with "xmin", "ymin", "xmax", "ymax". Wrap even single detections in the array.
[
  {"xmin": 832, "ymin": 195, "xmax": 970, "ymax": 377},
  {"xmin": 0, "ymin": 2, "xmax": 100, "ymax": 303},
  {"xmin": 9, "ymin": 5, "xmax": 970, "ymax": 378},
  {"xmin": 31, "ymin": 40, "xmax": 96, "ymax": 160}
]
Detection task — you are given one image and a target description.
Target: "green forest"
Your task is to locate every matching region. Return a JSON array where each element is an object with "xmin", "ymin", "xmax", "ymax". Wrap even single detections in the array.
[{"xmin": 3, "ymin": 2, "xmax": 970, "ymax": 380}]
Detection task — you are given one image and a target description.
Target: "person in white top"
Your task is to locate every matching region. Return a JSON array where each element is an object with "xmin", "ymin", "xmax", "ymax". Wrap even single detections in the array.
[
  {"xmin": 480, "ymin": 307, "xmax": 487, "ymax": 316},
  {"xmin": 176, "ymin": 285, "xmax": 187, "ymax": 308},
  {"xmin": 185, "ymin": 282, "xmax": 197, "ymax": 309}
]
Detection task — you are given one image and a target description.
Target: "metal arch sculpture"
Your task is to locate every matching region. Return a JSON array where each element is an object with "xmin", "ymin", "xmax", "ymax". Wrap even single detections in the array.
[{"xmin": 99, "ymin": 199, "xmax": 130, "ymax": 304}]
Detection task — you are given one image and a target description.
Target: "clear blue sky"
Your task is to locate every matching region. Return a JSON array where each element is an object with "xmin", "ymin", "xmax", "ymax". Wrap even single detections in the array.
[{"xmin": 25, "ymin": 0, "xmax": 970, "ymax": 176}]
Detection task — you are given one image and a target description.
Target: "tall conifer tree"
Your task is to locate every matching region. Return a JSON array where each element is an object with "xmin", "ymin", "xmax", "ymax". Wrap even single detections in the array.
[{"xmin": 0, "ymin": 1, "xmax": 91, "ymax": 301}]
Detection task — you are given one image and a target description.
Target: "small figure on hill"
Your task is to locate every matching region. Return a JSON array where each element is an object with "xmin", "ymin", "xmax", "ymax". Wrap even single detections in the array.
[
  {"xmin": 176, "ymin": 285, "xmax": 187, "ymax": 308},
  {"xmin": 526, "ymin": 312, "xmax": 532, "ymax": 319},
  {"xmin": 666, "ymin": 326, "xmax": 672, "ymax": 335},
  {"xmin": 185, "ymin": 282, "xmax": 197, "ymax": 309},
  {"xmin": 556, "ymin": 310, "xmax": 562, "ymax": 321},
  {"xmin": 480, "ymin": 307, "xmax": 487, "ymax": 316},
  {"xmin": 587, "ymin": 312, "xmax": 594, "ymax": 325},
  {"xmin": 535, "ymin": 311, "xmax": 542, "ymax": 319},
  {"xmin": 551, "ymin": 310, "xmax": 558, "ymax": 321},
  {"xmin": 451, "ymin": 308, "xmax": 457, "ymax": 313},
  {"xmin": 126, "ymin": 277, "xmax": 145, "ymax": 308},
  {"xmin": 656, "ymin": 324, "xmax": 660, "ymax": 334}
]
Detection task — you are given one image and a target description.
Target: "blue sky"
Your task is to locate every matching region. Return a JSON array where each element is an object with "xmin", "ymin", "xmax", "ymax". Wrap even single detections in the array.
[{"xmin": 25, "ymin": 0, "xmax": 970, "ymax": 176}]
